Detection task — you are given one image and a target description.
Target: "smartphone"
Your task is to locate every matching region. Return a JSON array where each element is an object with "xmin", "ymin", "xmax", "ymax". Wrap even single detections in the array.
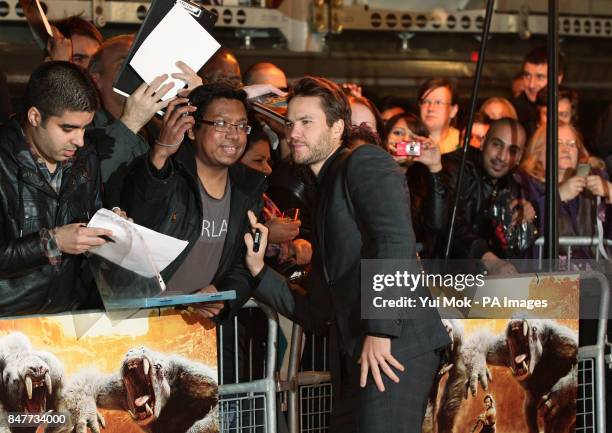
[{"xmin": 576, "ymin": 163, "xmax": 591, "ymax": 177}]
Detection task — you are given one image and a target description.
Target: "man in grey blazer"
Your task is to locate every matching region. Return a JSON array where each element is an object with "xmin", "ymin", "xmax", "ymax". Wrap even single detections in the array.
[{"xmin": 244, "ymin": 76, "xmax": 450, "ymax": 433}]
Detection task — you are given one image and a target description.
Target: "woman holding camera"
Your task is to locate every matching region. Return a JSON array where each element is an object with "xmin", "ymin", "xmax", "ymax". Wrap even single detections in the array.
[
  {"xmin": 383, "ymin": 112, "xmax": 447, "ymax": 257},
  {"xmin": 519, "ymin": 124, "xmax": 612, "ymax": 258}
]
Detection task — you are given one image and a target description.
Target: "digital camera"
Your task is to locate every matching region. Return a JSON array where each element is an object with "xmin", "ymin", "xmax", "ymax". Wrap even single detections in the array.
[{"xmin": 395, "ymin": 141, "xmax": 422, "ymax": 157}]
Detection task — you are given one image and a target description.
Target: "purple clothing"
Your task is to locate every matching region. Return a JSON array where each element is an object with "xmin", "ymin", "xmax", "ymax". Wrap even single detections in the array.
[{"xmin": 515, "ymin": 169, "xmax": 612, "ymax": 257}]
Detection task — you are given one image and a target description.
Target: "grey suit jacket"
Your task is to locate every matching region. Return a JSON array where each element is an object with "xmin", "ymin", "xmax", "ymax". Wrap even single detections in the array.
[{"xmin": 255, "ymin": 144, "xmax": 450, "ymax": 359}]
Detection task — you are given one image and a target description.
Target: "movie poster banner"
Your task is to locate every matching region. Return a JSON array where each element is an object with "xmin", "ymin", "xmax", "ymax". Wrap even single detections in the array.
[
  {"xmin": 361, "ymin": 260, "xmax": 581, "ymax": 433},
  {"xmin": 0, "ymin": 308, "xmax": 218, "ymax": 433},
  {"xmin": 423, "ymin": 317, "xmax": 578, "ymax": 433}
]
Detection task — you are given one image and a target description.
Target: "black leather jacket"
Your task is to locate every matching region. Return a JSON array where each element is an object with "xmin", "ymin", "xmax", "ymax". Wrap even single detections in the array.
[
  {"xmin": 441, "ymin": 149, "xmax": 526, "ymax": 259},
  {"xmin": 405, "ymin": 162, "xmax": 448, "ymax": 258},
  {"xmin": 0, "ymin": 120, "xmax": 103, "ymax": 316},
  {"xmin": 121, "ymin": 141, "xmax": 266, "ymax": 321}
]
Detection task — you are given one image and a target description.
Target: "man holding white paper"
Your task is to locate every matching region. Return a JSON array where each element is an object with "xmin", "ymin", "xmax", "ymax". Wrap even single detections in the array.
[
  {"xmin": 121, "ymin": 82, "xmax": 266, "ymax": 322},
  {"xmin": 0, "ymin": 62, "xmax": 113, "ymax": 316}
]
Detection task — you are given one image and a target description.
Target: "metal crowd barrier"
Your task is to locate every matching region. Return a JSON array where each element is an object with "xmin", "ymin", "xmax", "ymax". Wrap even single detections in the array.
[
  {"xmin": 575, "ymin": 272, "xmax": 610, "ymax": 433},
  {"xmin": 216, "ymin": 237, "xmax": 611, "ymax": 433},
  {"xmin": 219, "ymin": 300, "xmax": 278, "ymax": 433},
  {"xmin": 534, "ymin": 237, "xmax": 611, "ymax": 432},
  {"xmin": 535, "ymin": 236, "xmax": 612, "ymax": 267},
  {"xmin": 282, "ymin": 323, "xmax": 331, "ymax": 433}
]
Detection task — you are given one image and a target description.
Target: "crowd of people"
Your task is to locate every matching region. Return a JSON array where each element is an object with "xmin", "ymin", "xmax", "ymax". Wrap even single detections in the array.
[{"xmin": 1, "ymin": 15, "xmax": 611, "ymax": 432}]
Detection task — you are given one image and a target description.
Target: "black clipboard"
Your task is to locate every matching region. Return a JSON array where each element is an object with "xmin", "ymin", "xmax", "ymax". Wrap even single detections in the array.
[{"xmin": 113, "ymin": 0, "xmax": 218, "ymax": 98}]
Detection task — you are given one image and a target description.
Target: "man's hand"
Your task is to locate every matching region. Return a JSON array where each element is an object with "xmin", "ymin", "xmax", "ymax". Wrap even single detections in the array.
[
  {"xmin": 291, "ymin": 239, "xmax": 312, "ymax": 265},
  {"xmin": 481, "ymin": 252, "xmax": 518, "ymax": 275},
  {"xmin": 150, "ymin": 98, "xmax": 197, "ymax": 169},
  {"xmin": 171, "ymin": 61, "xmax": 203, "ymax": 93},
  {"xmin": 192, "ymin": 285, "xmax": 224, "ymax": 319},
  {"xmin": 510, "ymin": 199, "xmax": 536, "ymax": 226},
  {"xmin": 111, "ymin": 207, "xmax": 133, "ymax": 222},
  {"xmin": 341, "ymin": 83, "xmax": 363, "ymax": 98},
  {"xmin": 120, "ymin": 74, "xmax": 175, "ymax": 134},
  {"xmin": 559, "ymin": 176, "xmax": 586, "ymax": 202},
  {"xmin": 53, "ymin": 224, "xmax": 113, "ymax": 255},
  {"xmin": 359, "ymin": 335, "xmax": 405, "ymax": 392},
  {"xmin": 413, "ymin": 139, "xmax": 442, "ymax": 173},
  {"xmin": 242, "ymin": 84, "xmax": 287, "ymax": 100},
  {"xmin": 265, "ymin": 216, "xmax": 301, "ymax": 244},
  {"xmin": 46, "ymin": 26, "xmax": 71, "ymax": 62},
  {"xmin": 244, "ymin": 210, "xmax": 268, "ymax": 277}
]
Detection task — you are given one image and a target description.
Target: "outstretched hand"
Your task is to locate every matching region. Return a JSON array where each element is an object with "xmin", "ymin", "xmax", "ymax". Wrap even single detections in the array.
[
  {"xmin": 242, "ymin": 84, "xmax": 287, "ymax": 100},
  {"xmin": 359, "ymin": 335, "xmax": 405, "ymax": 392},
  {"xmin": 120, "ymin": 74, "xmax": 175, "ymax": 134},
  {"xmin": 172, "ymin": 60, "xmax": 203, "ymax": 94}
]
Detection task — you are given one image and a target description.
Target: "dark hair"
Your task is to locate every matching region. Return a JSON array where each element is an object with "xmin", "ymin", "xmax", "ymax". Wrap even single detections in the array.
[
  {"xmin": 348, "ymin": 124, "xmax": 382, "ymax": 149},
  {"xmin": 88, "ymin": 34, "xmax": 134, "ymax": 75},
  {"xmin": 523, "ymin": 46, "xmax": 565, "ymax": 75},
  {"xmin": 384, "ymin": 112, "xmax": 430, "ymax": 142},
  {"xmin": 189, "ymin": 82, "xmax": 248, "ymax": 128},
  {"xmin": 417, "ymin": 77, "xmax": 458, "ymax": 106},
  {"xmin": 378, "ymin": 96, "xmax": 408, "ymax": 113},
  {"xmin": 347, "ymin": 94, "xmax": 385, "ymax": 136},
  {"xmin": 246, "ymin": 120, "xmax": 270, "ymax": 152},
  {"xmin": 53, "ymin": 15, "xmax": 103, "ymax": 44},
  {"xmin": 288, "ymin": 76, "xmax": 352, "ymax": 143},
  {"xmin": 535, "ymin": 86, "xmax": 579, "ymax": 124},
  {"xmin": 25, "ymin": 61, "xmax": 99, "ymax": 120}
]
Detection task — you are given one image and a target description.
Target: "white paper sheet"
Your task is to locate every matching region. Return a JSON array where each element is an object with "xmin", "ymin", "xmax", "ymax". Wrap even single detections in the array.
[
  {"xmin": 129, "ymin": 3, "xmax": 221, "ymax": 100},
  {"xmin": 87, "ymin": 209, "xmax": 188, "ymax": 278}
]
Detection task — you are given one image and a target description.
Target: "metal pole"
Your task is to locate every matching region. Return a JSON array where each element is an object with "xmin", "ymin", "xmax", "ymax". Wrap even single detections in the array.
[
  {"xmin": 544, "ymin": 0, "xmax": 559, "ymax": 262},
  {"xmin": 444, "ymin": 0, "xmax": 496, "ymax": 259}
]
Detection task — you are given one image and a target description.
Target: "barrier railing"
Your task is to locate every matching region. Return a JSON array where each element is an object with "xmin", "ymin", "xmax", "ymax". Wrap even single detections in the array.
[
  {"xmin": 535, "ymin": 236, "xmax": 612, "ymax": 266},
  {"xmin": 219, "ymin": 300, "xmax": 278, "ymax": 433},
  {"xmin": 218, "ymin": 237, "xmax": 611, "ymax": 433},
  {"xmin": 576, "ymin": 272, "xmax": 609, "ymax": 433}
]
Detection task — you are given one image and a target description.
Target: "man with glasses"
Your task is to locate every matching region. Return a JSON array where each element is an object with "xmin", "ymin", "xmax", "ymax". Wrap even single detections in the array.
[
  {"xmin": 418, "ymin": 77, "xmax": 460, "ymax": 155},
  {"xmin": 121, "ymin": 82, "xmax": 266, "ymax": 322}
]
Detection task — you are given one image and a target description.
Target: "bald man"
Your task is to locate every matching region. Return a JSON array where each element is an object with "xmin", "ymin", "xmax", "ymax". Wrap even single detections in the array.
[
  {"xmin": 198, "ymin": 48, "xmax": 242, "ymax": 87},
  {"xmin": 243, "ymin": 62, "xmax": 288, "ymax": 90},
  {"xmin": 441, "ymin": 118, "xmax": 535, "ymax": 272}
]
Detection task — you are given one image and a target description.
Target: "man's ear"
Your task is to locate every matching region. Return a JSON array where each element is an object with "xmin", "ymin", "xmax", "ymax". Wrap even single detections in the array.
[
  {"xmin": 27, "ymin": 107, "xmax": 42, "ymax": 127},
  {"xmin": 187, "ymin": 126, "xmax": 195, "ymax": 141},
  {"xmin": 450, "ymin": 104, "xmax": 459, "ymax": 120},
  {"xmin": 332, "ymin": 119, "xmax": 344, "ymax": 141},
  {"xmin": 558, "ymin": 72, "xmax": 564, "ymax": 85}
]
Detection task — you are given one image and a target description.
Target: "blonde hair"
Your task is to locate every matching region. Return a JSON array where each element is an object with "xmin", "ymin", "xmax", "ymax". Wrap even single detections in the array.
[
  {"xmin": 479, "ymin": 97, "xmax": 518, "ymax": 120},
  {"xmin": 520, "ymin": 125, "xmax": 600, "ymax": 181}
]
